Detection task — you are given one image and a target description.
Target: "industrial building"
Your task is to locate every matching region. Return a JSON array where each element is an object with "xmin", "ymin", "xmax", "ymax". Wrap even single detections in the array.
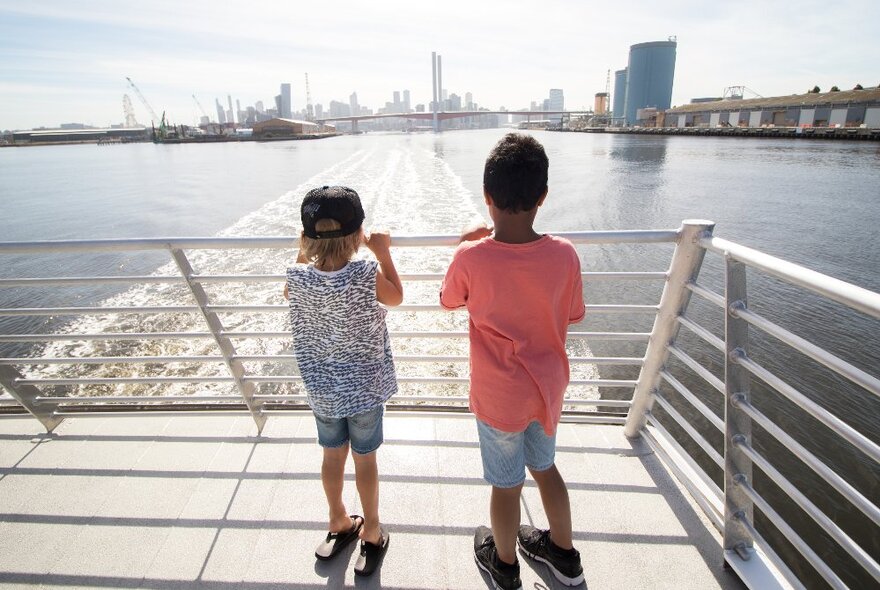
[
  {"xmin": 11, "ymin": 127, "xmax": 149, "ymax": 145},
  {"xmin": 664, "ymin": 87, "xmax": 880, "ymax": 129},
  {"xmin": 623, "ymin": 40, "xmax": 677, "ymax": 125},
  {"xmin": 251, "ymin": 118, "xmax": 334, "ymax": 139}
]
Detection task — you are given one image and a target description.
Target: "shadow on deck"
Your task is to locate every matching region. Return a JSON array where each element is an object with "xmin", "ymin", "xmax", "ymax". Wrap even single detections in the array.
[{"xmin": 0, "ymin": 414, "xmax": 746, "ymax": 589}]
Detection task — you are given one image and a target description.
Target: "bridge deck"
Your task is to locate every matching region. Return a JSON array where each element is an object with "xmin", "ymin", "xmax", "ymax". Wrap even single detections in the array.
[{"xmin": 0, "ymin": 414, "xmax": 745, "ymax": 589}]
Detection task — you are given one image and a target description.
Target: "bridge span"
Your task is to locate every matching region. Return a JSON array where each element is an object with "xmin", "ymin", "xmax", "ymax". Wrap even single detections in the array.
[{"xmin": 317, "ymin": 110, "xmax": 592, "ymax": 132}]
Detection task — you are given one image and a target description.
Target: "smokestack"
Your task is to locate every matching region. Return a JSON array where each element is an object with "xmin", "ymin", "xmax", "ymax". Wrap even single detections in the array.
[{"xmin": 432, "ymin": 52, "xmax": 438, "ymax": 132}]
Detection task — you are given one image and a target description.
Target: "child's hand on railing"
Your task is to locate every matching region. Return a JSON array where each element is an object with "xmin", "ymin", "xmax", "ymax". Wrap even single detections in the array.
[
  {"xmin": 459, "ymin": 223, "xmax": 493, "ymax": 243},
  {"xmin": 364, "ymin": 230, "xmax": 392, "ymax": 256}
]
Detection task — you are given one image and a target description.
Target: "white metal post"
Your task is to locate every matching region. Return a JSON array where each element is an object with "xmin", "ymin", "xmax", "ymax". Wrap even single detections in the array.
[
  {"xmin": 171, "ymin": 248, "xmax": 267, "ymax": 433},
  {"xmin": 0, "ymin": 365, "xmax": 63, "ymax": 431},
  {"xmin": 725, "ymin": 258, "xmax": 754, "ymax": 561},
  {"xmin": 624, "ymin": 220, "xmax": 715, "ymax": 438}
]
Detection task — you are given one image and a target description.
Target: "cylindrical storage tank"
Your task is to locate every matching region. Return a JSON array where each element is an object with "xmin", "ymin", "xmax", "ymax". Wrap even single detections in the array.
[
  {"xmin": 623, "ymin": 40, "xmax": 676, "ymax": 125},
  {"xmin": 612, "ymin": 68, "xmax": 627, "ymax": 123}
]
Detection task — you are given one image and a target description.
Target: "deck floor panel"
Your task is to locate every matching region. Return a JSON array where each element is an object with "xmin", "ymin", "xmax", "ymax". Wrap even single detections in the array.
[{"xmin": 0, "ymin": 414, "xmax": 746, "ymax": 590}]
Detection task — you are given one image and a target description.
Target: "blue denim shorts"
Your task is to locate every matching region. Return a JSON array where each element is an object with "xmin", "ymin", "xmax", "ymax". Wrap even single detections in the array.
[
  {"xmin": 476, "ymin": 419, "xmax": 556, "ymax": 488},
  {"xmin": 314, "ymin": 405, "xmax": 384, "ymax": 455}
]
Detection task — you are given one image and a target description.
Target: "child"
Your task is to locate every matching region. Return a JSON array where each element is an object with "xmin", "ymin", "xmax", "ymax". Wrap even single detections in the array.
[
  {"xmin": 284, "ymin": 185, "xmax": 403, "ymax": 576},
  {"xmin": 440, "ymin": 134, "xmax": 585, "ymax": 590}
]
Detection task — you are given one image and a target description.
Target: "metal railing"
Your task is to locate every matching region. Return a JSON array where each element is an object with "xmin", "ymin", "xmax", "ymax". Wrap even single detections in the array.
[{"xmin": 1, "ymin": 222, "xmax": 878, "ymax": 590}]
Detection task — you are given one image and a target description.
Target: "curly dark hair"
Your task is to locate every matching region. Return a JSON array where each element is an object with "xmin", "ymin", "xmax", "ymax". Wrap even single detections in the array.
[{"xmin": 483, "ymin": 133, "xmax": 549, "ymax": 212}]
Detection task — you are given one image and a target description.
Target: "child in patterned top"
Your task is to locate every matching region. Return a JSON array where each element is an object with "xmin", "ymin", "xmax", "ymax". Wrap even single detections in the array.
[{"xmin": 284, "ymin": 185, "xmax": 403, "ymax": 577}]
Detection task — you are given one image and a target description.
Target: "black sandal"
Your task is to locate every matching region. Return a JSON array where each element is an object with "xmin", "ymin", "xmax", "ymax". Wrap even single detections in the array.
[
  {"xmin": 354, "ymin": 530, "xmax": 389, "ymax": 576},
  {"xmin": 314, "ymin": 515, "xmax": 364, "ymax": 560}
]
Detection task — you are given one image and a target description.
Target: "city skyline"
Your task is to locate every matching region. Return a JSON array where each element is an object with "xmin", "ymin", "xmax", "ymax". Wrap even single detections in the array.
[{"xmin": 1, "ymin": 0, "xmax": 877, "ymax": 130}]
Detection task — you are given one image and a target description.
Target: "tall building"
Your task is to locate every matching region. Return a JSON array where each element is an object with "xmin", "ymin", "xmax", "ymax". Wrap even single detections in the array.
[
  {"xmin": 215, "ymin": 99, "xmax": 226, "ymax": 124},
  {"xmin": 548, "ymin": 88, "xmax": 564, "ymax": 124},
  {"xmin": 349, "ymin": 92, "xmax": 359, "ymax": 116},
  {"xmin": 227, "ymin": 95, "xmax": 234, "ymax": 124},
  {"xmin": 255, "ymin": 101, "xmax": 264, "ymax": 113},
  {"xmin": 280, "ymin": 83, "xmax": 292, "ymax": 119},
  {"xmin": 465, "ymin": 92, "xmax": 473, "ymax": 110},
  {"xmin": 623, "ymin": 39, "xmax": 676, "ymax": 125},
  {"xmin": 403, "ymin": 90, "xmax": 411, "ymax": 112},
  {"xmin": 612, "ymin": 68, "xmax": 628, "ymax": 123}
]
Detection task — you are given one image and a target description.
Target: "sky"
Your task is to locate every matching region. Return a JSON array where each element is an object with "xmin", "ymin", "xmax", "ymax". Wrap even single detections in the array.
[{"xmin": 1, "ymin": 0, "xmax": 878, "ymax": 130}]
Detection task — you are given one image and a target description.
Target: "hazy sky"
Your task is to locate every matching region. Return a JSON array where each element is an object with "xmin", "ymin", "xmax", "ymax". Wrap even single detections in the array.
[{"xmin": 1, "ymin": 0, "xmax": 877, "ymax": 130}]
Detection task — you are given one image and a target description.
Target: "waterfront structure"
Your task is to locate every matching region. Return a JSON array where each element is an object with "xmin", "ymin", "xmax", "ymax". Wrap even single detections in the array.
[
  {"xmin": 11, "ymin": 127, "xmax": 149, "ymax": 145},
  {"xmin": 280, "ymin": 84, "xmax": 292, "ymax": 119},
  {"xmin": 251, "ymin": 118, "xmax": 328, "ymax": 139},
  {"xmin": 664, "ymin": 87, "xmax": 880, "ymax": 129},
  {"xmin": 622, "ymin": 40, "xmax": 677, "ymax": 125},
  {"xmin": 594, "ymin": 92, "xmax": 609, "ymax": 115},
  {"xmin": 613, "ymin": 68, "xmax": 628, "ymax": 124}
]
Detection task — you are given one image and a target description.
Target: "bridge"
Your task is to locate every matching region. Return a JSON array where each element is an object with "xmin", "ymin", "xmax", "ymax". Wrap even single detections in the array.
[{"xmin": 317, "ymin": 110, "xmax": 593, "ymax": 132}]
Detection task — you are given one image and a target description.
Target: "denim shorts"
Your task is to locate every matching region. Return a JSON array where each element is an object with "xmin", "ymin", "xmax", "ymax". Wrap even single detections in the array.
[
  {"xmin": 314, "ymin": 405, "xmax": 384, "ymax": 455},
  {"xmin": 476, "ymin": 419, "xmax": 557, "ymax": 488}
]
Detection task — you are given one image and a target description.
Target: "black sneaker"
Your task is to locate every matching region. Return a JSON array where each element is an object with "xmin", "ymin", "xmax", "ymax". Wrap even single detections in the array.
[
  {"xmin": 473, "ymin": 526, "xmax": 523, "ymax": 590},
  {"xmin": 517, "ymin": 525, "xmax": 584, "ymax": 586}
]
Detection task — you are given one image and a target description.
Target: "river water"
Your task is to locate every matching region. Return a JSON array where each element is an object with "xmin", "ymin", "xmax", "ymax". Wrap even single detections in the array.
[{"xmin": 0, "ymin": 130, "xmax": 878, "ymax": 587}]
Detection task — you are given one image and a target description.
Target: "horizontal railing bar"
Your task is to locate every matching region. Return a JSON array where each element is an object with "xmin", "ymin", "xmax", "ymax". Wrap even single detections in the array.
[
  {"xmin": 210, "ymin": 304, "xmax": 660, "ymax": 314},
  {"xmin": 0, "ymin": 276, "xmax": 184, "ymax": 287},
  {"xmin": 0, "ymin": 332, "xmax": 213, "ymax": 342},
  {"xmin": 232, "ymin": 354, "xmax": 644, "ymax": 366},
  {"xmin": 243, "ymin": 376, "xmax": 637, "ymax": 387},
  {"xmin": 734, "ymin": 307, "xmax": 880, "ymax": 397},
  {"xmin": 252, "ymin": 394, "xmax": 631, "ymax": 408},
  {"xmin": 659, "ymin": 369, "xmax": 724, "ymax": 432},
  {"xmin": 0, "ymin": 229, "xmax": 680, "ymax": 254},
  {"xmin": 0, "ymin": 306, "xmax": 199, "ymax": 317},
  {"xmin": 0, "ymin": 399, "xmax": 21, "ymax": 407},
  {"xmin": 736, "ymin": 479, "xmax": 849, "ymax": 589},
  {"xmin": 736, "ymin": 354, "xmax": 880, "ymax": 464},
  {"xmin": 737, "ymin": 441, "xmax": 880, "ymax": 582},
  {"xmin": 645, "ymin": 416, "xmax": 724, "ymax": 511},
  {"xmin": 686, "ymin": 281, "xmax": 725, "ymax": 308},
  {"xmin": 0, "ymin": 271, "xmax": 670, "ymax": 287},
  {"xmin": 18, "ymin": 377, "xmax": 234, "ymax": 385},
  {"xmin": 702, "ymin": 236, "xmax": 880, "ymax": 319},
  {"xmin": 677, "ymin": 315, "xmax": 725, "ymax": 351},
  {"xmin": 36, "ymin": 395, "xmax": 243, "ymax": 404},
  {"xmin": 651, "ymin": 395, "xmax": 724, "ymax": 468},
  {"xmin": 736, "ymin": 398, "xmax": 880, "ymax": 527},
  {"xmin": 0, "ymin": 356, "xmax": 223, "ymax": 365},
  {"xmin": 642, "ymin": 423, "xmax": 723, "ymax": 531},
  {"xmin": 667, "ymin": 345, "xmax": 725, "ymax": 394},
  {"xmin": 220, "ymin": 331, "xmax": 652, "ymax": 341}
]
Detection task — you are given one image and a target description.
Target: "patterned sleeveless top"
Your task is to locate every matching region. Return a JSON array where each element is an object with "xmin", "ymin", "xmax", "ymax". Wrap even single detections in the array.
[{"xmin": 286, "ymin": 259, "xmax": 397, "ymax": 418}]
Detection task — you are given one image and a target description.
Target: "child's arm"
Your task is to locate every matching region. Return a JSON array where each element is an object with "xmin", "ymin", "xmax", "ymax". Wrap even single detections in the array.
[
  {"xmin": 458, "ymin": 222, "xmax": 493, "ymax": 243},
  {"xmin": 365, "ymin": 231, "xmax": 404, "ymax": 306},
  {"xmin": 283, "ymin": 245, "xmax": 308, "ymax": 300}
]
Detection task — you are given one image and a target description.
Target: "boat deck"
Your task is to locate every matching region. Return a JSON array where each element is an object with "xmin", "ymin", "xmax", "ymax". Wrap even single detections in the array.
[{"xmin": 0, "ymin": 413, "xmax": 745, "ymax": 590}]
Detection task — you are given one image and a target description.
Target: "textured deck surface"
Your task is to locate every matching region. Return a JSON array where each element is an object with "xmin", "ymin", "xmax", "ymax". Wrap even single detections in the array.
[{"xmin": 0, "ymin": 414, "xmax": 746, "ymax": 589}]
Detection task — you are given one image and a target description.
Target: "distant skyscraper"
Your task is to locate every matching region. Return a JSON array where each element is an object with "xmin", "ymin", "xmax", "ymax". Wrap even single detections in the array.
[
  {"xmin": 215, "ymin": 99, "xmax": 226, "ymax": 124},
  {"xmin": 280, "ymin": 83, "xmax": 292, "ymax": 119},
  {"xmin": 403, "ymin": 90, "xmax": 410, "ymax": 112},
  {"xmin": 393, "ymin": 91, "xmax": 401, "ymax": 106},
  {"xmin": 227, "ymin": 95, "xmax": 234, "ymax": 124},
  {"xmin": 255, "ymin": 101, "xmax": 264, "ymax": 113},
  {"xmin": 548, "ymin": 89, "xmax": 564, "ymax": 123},
  {"xmin": 350, "ymin": 92, "xmax": 359, "ymax": 115},
  {"xmin": 613, "ymin": 68, "xmax": 628, "ymax": 123},
  {"xmin": 465, "ymin": 92, "xmax": 473, "ymax": 110},
  {"xmin": 623, "ymin": 39, "xmax": 676, "ymax": 125}
]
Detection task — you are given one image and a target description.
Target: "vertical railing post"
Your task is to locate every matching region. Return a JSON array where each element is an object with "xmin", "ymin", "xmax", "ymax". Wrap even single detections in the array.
[
  {"xmin": 170, "ymin": 248, "xmax": 267, "ymax": 434},
  {"xmin": 0, "ymin": 365, "xmax": 63, "ymax": 431},
  {"xmin": 624, "ymin": 220, "xmax": 715, "ymax": 438},
  {"xmin": 724, "ymin": 258, "xmax": 754, "ymax": 561}
]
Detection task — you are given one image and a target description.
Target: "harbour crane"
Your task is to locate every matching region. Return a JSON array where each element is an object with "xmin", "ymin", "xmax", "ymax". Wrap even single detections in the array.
[
  {"xmin": 192, "ymin": 94, "xmax": 210, "ymax": 123},
  {"xmin": 125, "ymin": 76, "xmax": 160, "ymax": 125}
]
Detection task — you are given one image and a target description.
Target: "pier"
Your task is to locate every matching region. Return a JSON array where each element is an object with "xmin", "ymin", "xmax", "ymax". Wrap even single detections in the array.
[{"xmin": 1, "ymin": 224, "xmax": 878, "ymax": 589}]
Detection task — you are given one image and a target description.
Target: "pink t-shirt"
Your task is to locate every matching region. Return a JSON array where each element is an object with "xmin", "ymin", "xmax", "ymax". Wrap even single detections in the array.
[{"xmin": 440, "ymin": 235, "xmax": 585, "ymax": 435}]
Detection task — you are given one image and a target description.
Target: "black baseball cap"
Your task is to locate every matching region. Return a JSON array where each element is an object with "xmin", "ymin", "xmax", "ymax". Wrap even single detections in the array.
[{"xmin": 301, "ymin": 185, "xmax": 365, "ymax": 239}]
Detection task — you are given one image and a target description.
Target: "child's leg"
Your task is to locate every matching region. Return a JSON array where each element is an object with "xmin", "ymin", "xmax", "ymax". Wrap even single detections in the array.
[
  {"xmin": 322, "ymin": 444, "xmax": 353, "ymax": 532},
  {"xmin": 490, "ymin": 483, "xmax": 524, "ymax": 564},
  {"xmin": 348, "ymin": 405, "xmax": 385, "ymax": 544},
  {"xmin": 528, "ymin": 464, "xmax": 573, "ymax": 549},
  {"xmin": 352, "ymin": 450, "xmax": 382, "ymax": 543}
]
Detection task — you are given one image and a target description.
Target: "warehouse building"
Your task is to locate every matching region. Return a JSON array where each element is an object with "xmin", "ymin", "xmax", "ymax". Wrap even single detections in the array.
[
  {"xmin": 251, "ymin": 118, "xmax": 334, "ymax": 139},
  {"xmin": 664, "ymin": 87, "xmax": 880, "ymax": 129}
]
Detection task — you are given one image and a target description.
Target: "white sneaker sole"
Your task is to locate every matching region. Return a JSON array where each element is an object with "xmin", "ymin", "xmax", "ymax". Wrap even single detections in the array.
[
  {"xmin": 474, "ymin": 553, "xmax": 523, "ymax": 590},
  {"xmin": 517, "ymin": 544, "xmax": 585, "ymax": 586}
]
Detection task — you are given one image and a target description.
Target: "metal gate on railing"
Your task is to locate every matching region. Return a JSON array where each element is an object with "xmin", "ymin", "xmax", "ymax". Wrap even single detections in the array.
[{"xmin": 1, "ymin": 222, "xmax": 878, "ymax": 590}]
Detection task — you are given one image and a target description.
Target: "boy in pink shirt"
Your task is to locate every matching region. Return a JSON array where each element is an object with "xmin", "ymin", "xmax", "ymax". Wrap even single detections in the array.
[{"xmin": 440, "ymin": 133, "xmax": 585, "ymax": 590}]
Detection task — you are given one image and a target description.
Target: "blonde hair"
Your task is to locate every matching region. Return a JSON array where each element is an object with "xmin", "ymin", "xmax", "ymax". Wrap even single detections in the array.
[{"xmin": 300, "ymin": 218, "xmax": 362, "ymax": 263}]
